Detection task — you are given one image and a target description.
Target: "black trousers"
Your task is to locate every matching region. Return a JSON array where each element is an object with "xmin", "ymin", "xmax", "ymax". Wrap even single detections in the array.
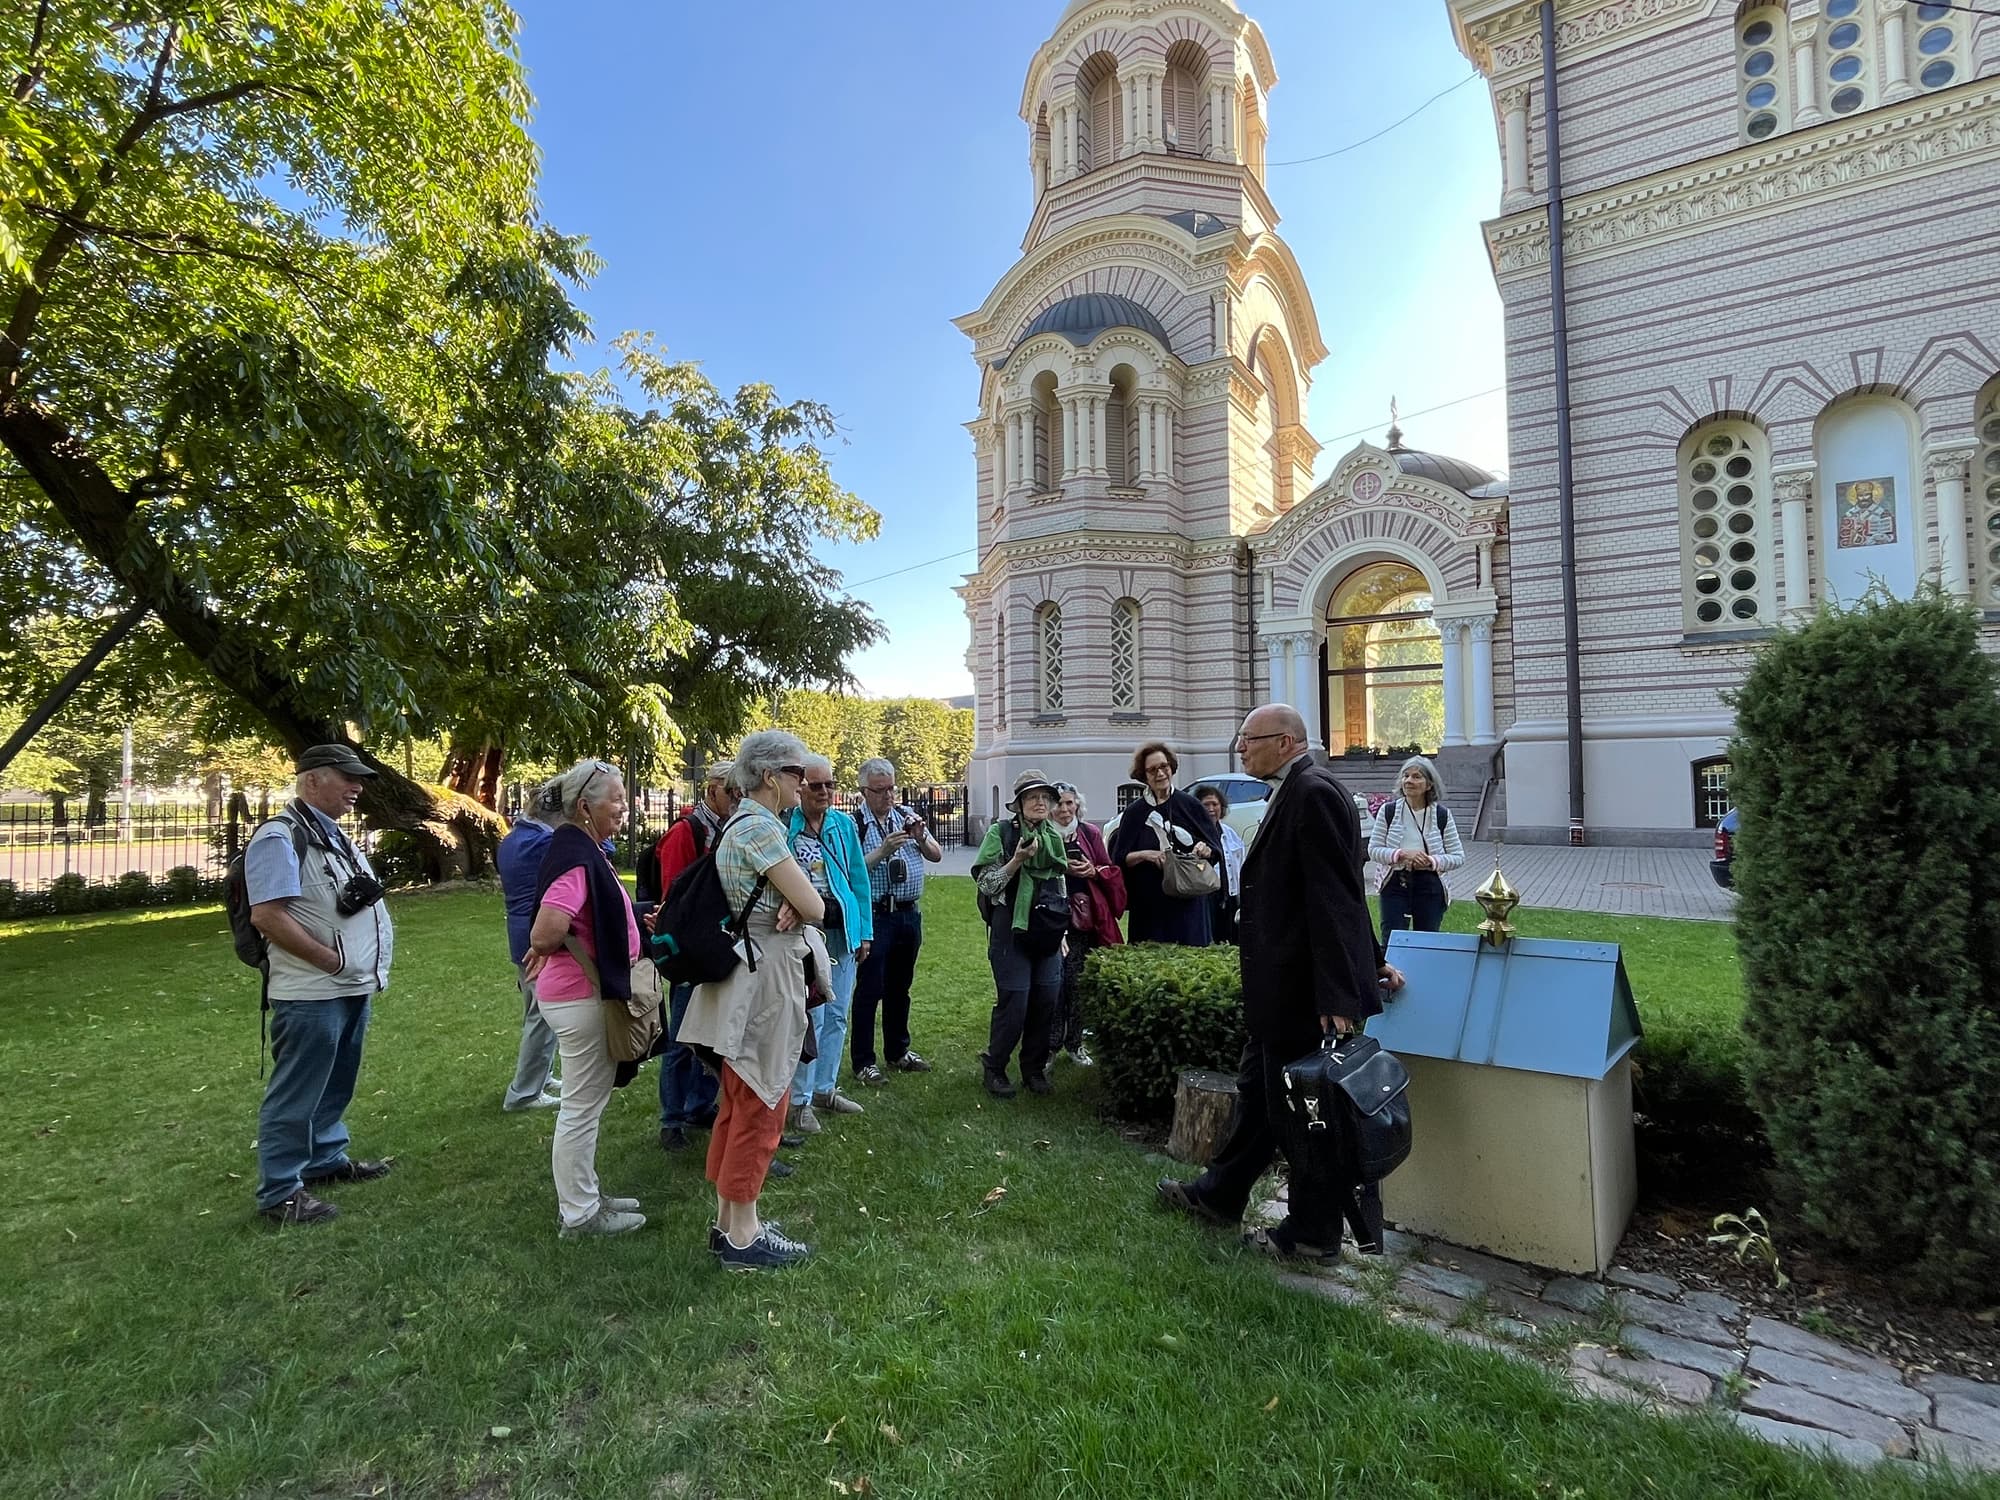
[
  {"xmin": 852, "ymin": 904, "xmax": 921, "ymax": 1070},
  {"xmin": 1192, "ymin": 1031, "xmax": 1361, "ymax": 1248}
]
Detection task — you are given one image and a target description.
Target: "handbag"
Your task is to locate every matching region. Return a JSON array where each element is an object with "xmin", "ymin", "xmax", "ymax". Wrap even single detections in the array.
[
  {"xmin": 1279, "ymin": 1032, "xmax": 1412, "ymax": 1185},
  {"xmin": 562, "ymin": 935, "xmax": 665, "ymax": 1064},
  {"xmin": 1155, "ymin": 822, "xmax": 1220, "ymax": 899}
]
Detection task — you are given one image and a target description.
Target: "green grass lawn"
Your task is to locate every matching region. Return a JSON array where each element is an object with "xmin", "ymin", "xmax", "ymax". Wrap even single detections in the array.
[{"xmin": 0, "ymin": 882, "xmax": 1972, "ymax": 1499}]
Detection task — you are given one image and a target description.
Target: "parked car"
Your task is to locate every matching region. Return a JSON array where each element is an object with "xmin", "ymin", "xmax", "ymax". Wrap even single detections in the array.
[{"xmin": 1709, "ymin": 807, "xmax": 1738, "ymax": 890}]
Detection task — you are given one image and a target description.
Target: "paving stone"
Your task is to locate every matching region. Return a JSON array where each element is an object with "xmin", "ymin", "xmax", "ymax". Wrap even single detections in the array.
[
  {"xmin": 1730, "ymin": 1411, "xmax": 1891, "ymax": 1466},
  {"xmin": 1542, "ymin": 1277, "xmax": 1615, "ymax": 1315},
  {"xmin": 1916, "ymin": 1372, "xmax": 2000, "ymax": 1409},
  {"xmin": 1445, "ymin": 1325, "xmax": 1537, "ymax": 1363},
  {"xmin": 1572, "ymin": 1345, "xmax": 1715, "ymax": 1406},
  {"xmin": 1571, "ymin": 1366, "xmax": 1659, "ymax": 1410},
  {"xmin": 1743, "ymin": 1316, "xmax": 1900, "ymax": 1382},
  {"xmin": 1400, "ymin": 1260, "xmax": 1489, "ymax": 1302},
  {"xmin": 1394, "ymin": 1280, "xmax": 1467, "ymax": 1324},
  {"xmin": 1381, "ymin": 1228, "xmax": 1424, "ymax": 1259},
  {"xmin": 1935, "ymin": 1392, "xmax": 2000, "ymax": 1445},
  {"xmin": 1424, "ymin": 1243, "xmax": 1545, "ymax": 1295},
  {"xmin": 1743, "ymin": 1347, "xmax": 1931, "ymax": 1424},
  {"xmin": 1621, "ymin": 1324, "xmax": 1748, "ymax": 1380},
  {"xmin": 1613, "ymin": 1292, "xmax": 1737, "ymax": 1347},
  {"xmin": 1276, "ymin": 1271, "xmax": 1369, "ymax": 1307},
  {"xmin": 1917, "ymin": 1426, "xmax": 2000, "ymax": 1473},
  {"xmin": 1606, "ymin": 1266, "xmax": 1682, "ymax": 1299},
  {"xmin": 1738, "ymin": 1383, "xmax": 1915, "ymax": 1457},
  {"xmin": 1486, "ymin": 1285, "xmax": 1589, "ymax": 1331},
  {"xmin": 1491, "ymin": 1317, "xmax": 1538, "ymax": 1342},
  {"xmin": 1681, "ymin": 1290, "xmax": 1744, "ymax": 1321}
]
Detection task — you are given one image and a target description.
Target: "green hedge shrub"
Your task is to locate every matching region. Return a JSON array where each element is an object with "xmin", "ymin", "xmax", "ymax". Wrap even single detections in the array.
[
  {"xmin": 1732, "ymin": 591, "xmax": 2000, "ymax": 1300},
  {"xmin": 1082, "ymin": 943, "xmax": 1246, "ymax": 1120}
]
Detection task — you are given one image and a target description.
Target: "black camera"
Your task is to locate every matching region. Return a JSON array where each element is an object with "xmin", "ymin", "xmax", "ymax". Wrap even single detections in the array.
[
  {"xmin": 336, "ymin": 872, "xmax": 386, "ymax": 917},
  {"xmin": 886, "ymin": 857, "xmax": 909, "ymax": 886}
]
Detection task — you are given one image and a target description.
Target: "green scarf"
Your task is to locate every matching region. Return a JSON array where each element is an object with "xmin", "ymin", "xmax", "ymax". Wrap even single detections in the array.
[{"xmin": 976, "ymin": 816, "xmax": 1070, "ymax": 932}]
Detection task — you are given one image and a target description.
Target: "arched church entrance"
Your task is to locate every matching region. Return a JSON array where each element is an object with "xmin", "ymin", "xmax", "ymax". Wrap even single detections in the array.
[{"xmin": 1321, "ymin": 562, "xmax": 1443, "ymax": 753}]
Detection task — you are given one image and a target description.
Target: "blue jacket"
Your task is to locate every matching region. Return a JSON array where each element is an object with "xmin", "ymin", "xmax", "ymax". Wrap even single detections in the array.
[
  {"xmin": 785, "ymin": 805, "xmax": 874, "ymax": 950},
  {"xmin": 496, "ymin": 816, "xmax": 554, "ymax": 965}
]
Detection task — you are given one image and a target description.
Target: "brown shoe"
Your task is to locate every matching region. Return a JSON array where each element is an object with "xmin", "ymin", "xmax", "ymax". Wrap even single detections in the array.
[
  {"xmin": 261, "ymin": 1188, "xmax": 339, "ymax": 1226},
  {"xmin": 303, "ymin": 1158, "xmax": 393, "ymax": 1186},
  {"xmin": 1156, "ymin": 1177, "xmax": 1235, "ymax": 1229}
]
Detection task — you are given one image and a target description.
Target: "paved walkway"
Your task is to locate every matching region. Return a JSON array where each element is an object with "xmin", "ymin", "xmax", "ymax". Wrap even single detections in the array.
[{"xmin": 930, "ymin": 839, "xmax": 1734, "ymax": 922}]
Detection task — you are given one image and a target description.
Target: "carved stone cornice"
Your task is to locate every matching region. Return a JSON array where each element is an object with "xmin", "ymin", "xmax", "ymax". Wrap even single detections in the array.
[
  {"xmin": 1925, "ymin": 448, "xmax": 1975, "ymax": 485},
  {"xmin": 1772, "ymin": 466, "xmax": 1816, "ymax": 504},
  {"xmin": 1487, "ymin": 81, "xmax": 2000, "ymax": 279},
  {"xmin": 1451, "ymin": 0, "xmax": 1710, "ymax": 77},
  {"xmin": 1497, "ymin": 85, "xmax": 1530, "ymax": 114}
]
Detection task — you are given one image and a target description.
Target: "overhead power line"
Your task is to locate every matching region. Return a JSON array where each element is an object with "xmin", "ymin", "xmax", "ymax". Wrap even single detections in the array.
[{"xmin": 1267, "ymin": 74, "xmax": 1483, "ymax": 168}]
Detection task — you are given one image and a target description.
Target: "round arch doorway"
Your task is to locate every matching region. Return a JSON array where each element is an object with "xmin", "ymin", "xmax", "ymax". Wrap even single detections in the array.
[{"xmin": 1322, "ymin": 562, "xmax": 1443, "ymax": 754}]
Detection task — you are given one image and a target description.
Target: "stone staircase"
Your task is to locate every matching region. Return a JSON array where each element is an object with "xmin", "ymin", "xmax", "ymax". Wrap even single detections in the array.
[{"xmin": 1431, "ymin": 745, "xmax": 1504, "ymax": 843}]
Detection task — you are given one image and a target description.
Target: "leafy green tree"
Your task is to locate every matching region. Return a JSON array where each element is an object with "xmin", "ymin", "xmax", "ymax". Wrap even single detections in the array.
[
  {"xmin": 1731, "ymin": 591, "xmax": 2000, "ymax": 1300},
  {"xmin": 1, "ymin": 5, "xmax": 876, "ymax": 872}
]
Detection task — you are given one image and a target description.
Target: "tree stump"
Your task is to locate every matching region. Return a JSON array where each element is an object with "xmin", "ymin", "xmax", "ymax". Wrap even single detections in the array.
[{"xmin": 1168, "ymin": 1068, "xmax": 1240, "ymax": 1166}]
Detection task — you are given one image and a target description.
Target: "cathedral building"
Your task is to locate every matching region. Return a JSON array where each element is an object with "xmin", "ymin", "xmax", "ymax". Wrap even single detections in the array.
[{"xmin": 960, "ymin": 0, "xmax": 1999, "ymax": 844}]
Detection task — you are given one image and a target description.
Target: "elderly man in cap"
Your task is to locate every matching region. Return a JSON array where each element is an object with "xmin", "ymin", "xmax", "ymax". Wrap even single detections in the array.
[{"xmin": 246, "ymin": 743, "xmax": 397, "ymax": 1225}]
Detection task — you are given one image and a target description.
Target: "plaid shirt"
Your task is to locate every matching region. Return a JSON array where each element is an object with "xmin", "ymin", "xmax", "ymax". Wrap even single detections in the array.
[{"xmin": 858, "ymin": 804, "xmax": 927, "ymax": 904}]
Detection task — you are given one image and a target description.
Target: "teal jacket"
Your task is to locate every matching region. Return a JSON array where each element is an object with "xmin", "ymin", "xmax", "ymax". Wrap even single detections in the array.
[{"xmin": 784, "ymin": 805, "xmax": 875, "ymax": 951}]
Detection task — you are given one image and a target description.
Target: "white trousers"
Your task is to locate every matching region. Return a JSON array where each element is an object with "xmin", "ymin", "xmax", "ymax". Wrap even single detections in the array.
[{"xmin": 538, "ymin": 997, "xmax": 616, "ymax": 1228}]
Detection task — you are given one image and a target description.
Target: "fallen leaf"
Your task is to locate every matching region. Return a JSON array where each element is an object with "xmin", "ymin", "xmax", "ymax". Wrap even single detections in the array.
[
  {"xmin": 488, "ymin": 1426, "xmax": 511, "ymax": 1439},
  {"xmin": 1264, "ymin": 1395, "xmax": 1280, "ymax": 1412},
  {"xmin": 822, "ymin": 1416, "xmax": 845, "ymax": 1445},
  {"xmin": 767, "ymin": 1310, "xmax": 781, "ymax": 1327},
  {"xmin": 1033, "ymin": 1139, "xmax": 1052, "ymax": 1150},
  {"xmin": 981, "ymin": 1184, "xmax": 1007, "ymax": 1206},
  {"xmin": 855, "ymin": 1477, "xmax": 873, "ymax": 1495},
  {"xmin": 1977, "ymin": 1308, "xmax": 2000, "ymax": 1325},
  {"xmin": 859, "ymin": 1205, "xmax": 869, "ymax": 1216},
  {"xmin": 879, "ymin": 1422, "xmax": 902, "ymax": 1446},
  {"xmin": 828, "ymin": 1481, "xmax": 849, "ymax": 1495},
  {"xmin": 1154, "ymin": 1333, "xmax": 1182, "ymax": 1352}
]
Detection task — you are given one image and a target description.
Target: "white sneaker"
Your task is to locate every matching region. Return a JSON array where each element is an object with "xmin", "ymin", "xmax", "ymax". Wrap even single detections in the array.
[
  {"xmin": 789, "ymin": 1103, "xmax": 822, "ymax": 1135},
  {"xmin": 812, "ymin": 1089, "xmax": 864, "ymax": 1116},
  {"xmin": 504, "ymin": 1090, "xmax": 561, "ymax": 1111},
  {"xmin": 559, "ymin": 1205, "xmax": 646, "ymax": 1238}
]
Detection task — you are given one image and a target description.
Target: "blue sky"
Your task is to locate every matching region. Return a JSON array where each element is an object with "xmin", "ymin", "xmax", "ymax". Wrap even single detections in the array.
[{"xmin": 511, "ymin": 0, "xmax": 1509, "ymax": 699}]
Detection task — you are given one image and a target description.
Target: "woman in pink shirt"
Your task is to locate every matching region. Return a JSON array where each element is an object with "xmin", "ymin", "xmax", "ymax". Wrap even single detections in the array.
[{"xmin": 525, "ymin": 760, "xmax": 645, "ymax": 1238}]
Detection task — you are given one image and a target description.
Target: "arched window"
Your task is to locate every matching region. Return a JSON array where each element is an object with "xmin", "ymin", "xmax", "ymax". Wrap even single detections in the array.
[
  {"xmin": 993, "ymin": 608, "xmax": 1007, "ymax": 729},
  {"xmin": 1325, "ymin": 563, "xmax": 1442, "ymax": 755},
  {"xmin": 1241, "ymin": 77, "xmax": 1266, "ymax": 181},
  {"xmin": 1037, "ymin": 602, "xmax": 1064, "ymax": 715},
  {"xmin": 1816, "ymin": 396, "xmax": 1919, "ymax": 602},
  {"xmin": 1031, "ymin": 371, "xmax": 1058, "ymax": 492},
  {"xmin": 1911, "ymin": 3, "xmax": 1965, "ymax": 92},
  {"xmin": 1681, "ymin": 422, "xmax": 1774, "ymax": 632},
  {"xmin": 1736, "ymin": 5, "xmax": 1788, "ymax": 142},
  {"xmin": 1106, "ymin": 364, "xmax": 1137, "ymax": 486},
  {"xmin": 1110, "ymin": 597, "xmax": 1141, "ymax": 711},
  {"xmin": 1974, "ymin": 378, "xmax": 2000, "ymax": 609},
  {"xmin": 1692, "ymin": 756, "xmax": 1733, "ymax": 828},
  {"xmin": 1163, "ymin": 41, "xmax": 1207, "ymax": 156},
  {"xmin": 1077, "ymin": 54, "xmax": 1120, "ymax": 173},
  {"xmin": 1821, "ymin": 0, "xmax": 1875, "ymax": 117},
  {"xmin": 1033, "ymin": 104, "xmax": 1051, "ymax": 194}
]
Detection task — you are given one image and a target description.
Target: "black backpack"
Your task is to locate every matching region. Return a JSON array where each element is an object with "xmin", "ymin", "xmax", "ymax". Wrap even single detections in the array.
[
  {"xmin": 650, "ymin": 813, "xmax": 766, "ymax": 985},
  {"xmin": 637, "ymin": 814, "xmax": 715, "ymax": 905},
  {"xmin": 975, "ymin": 818, "xmax": 1068, "ymax": 959},
  {"xmin": 223, "ymin": 809, "xmax": 312, "ymax": 970}
]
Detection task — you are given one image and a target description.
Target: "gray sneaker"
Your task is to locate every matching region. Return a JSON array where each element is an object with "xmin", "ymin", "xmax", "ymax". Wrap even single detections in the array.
[
  {"xmin": 812, "ymin": 1089, "xmax": 864, "ymax": 1116},
  {"xmin": 559, "ymin": 1205, "xmax": 646, "ymax": 1239},
  {"xmin": 788, "ymin": 1102, "xmax": 822, "ymax": 1135}
]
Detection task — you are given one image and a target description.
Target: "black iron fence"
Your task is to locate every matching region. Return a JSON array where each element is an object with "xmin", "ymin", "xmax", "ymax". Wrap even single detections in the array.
[{"xmin": 619, "ymin": 784, "xmax": 971, "ymax": 862}]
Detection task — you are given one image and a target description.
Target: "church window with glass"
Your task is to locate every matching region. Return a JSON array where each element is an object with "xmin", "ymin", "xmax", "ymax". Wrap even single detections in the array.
[
  {"xmin": 1681, "ymin": 423, "xmax": 1774, "ymax": 632},
  {"xmin": 1324, "ymin": 564, "xmax": 1442, "ymax": 754},
  {"xmin": 1036, "ymin": 602, "xmax": 1064, "ymax": 715},
  {"xmin": 1109, "ymin": 598, "xmax": 1141, "ymax": 711},
  {"xmin": 1822, "ymin": 0, "xmax": 1873, "ymax": 116},
  {"xmin": 1737, "ymin": 6, "xmax": 1788, "ymax": 142},
  {"xmin": 1976, "ymin": 381, "xmax": 2000, "ymax": 610},
  {"xmin": 1912, "ymin": 4, "xmax": 1962, "ymax": 93}
]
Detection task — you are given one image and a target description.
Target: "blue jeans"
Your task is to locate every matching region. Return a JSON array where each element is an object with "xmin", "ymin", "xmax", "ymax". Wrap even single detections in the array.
[
  {"xmin": 1379, "ymin": 869, "xmax": 1448, "ymax": 948},
  {"xmin": 792, "ymin": 946, "xmax": 858, "ymax": 1105},
  {"xmin": 658, "ymin": 981, "xmax": 719, "ymax": 1129},
  {"xmin": 257, "ymin": 994, "xmax": 371, "ymax": 1209}
]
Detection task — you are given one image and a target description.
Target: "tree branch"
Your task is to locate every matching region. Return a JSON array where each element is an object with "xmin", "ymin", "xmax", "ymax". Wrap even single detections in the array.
[
  {"xmin": 11, "ymin": 0, "xmax": 53, "ymax": 101},
  {"xmin": 142, "ymin": 23, "xmax": 179, "ymax": 115},
  {"xmin": 22, "ymin": 205, "xmax": 338, "ymax": 287}
]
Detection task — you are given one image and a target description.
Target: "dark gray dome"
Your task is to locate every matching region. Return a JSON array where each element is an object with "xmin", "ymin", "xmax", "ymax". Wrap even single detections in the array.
[
  {"xmin": 1016, "ymin": 293, "xmax": 1171, "ymax": 353},
  {"xmin": 1392, "ymin": 448, "xmax": 1498, "ymax": 494}
]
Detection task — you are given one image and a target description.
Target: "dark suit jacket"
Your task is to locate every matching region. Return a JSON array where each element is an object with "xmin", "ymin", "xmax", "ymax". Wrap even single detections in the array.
[{"xmin": 1237, "ymin": 755, "xmax": 1382, "ymax": 1040}]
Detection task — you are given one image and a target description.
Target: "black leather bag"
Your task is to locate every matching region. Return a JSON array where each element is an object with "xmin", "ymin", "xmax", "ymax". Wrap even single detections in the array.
[{"xmin": 1279, "ymin": 1033, "xmax": 1412, "ymax": 1185}]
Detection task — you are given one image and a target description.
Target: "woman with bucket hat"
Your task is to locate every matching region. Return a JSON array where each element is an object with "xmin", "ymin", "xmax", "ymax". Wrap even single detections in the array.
[{"xmin": 970, "ymin": 770, "xmax": 1071, "ymax": 1098}]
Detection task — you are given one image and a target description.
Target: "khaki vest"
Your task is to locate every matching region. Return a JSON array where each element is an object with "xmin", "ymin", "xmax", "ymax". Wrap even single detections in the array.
[{"xmin": 262, "ymin": 809, "xmax": 395, "ymax": 1002}]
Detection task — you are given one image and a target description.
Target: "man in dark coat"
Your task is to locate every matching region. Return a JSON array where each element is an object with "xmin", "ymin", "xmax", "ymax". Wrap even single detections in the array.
[{"xmin": 1157, "ymin": 703, "xmax": 1403, "ymax": 1262}]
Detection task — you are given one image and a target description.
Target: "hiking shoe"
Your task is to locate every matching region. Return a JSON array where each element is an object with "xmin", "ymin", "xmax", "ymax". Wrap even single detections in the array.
[
  {"xmin": 716, "ymin": 1225, "xmax": 813, "ymax": 1272},
  {"xmin": 260, "ymin": 1189, "xmax": 338, "ymax": 1226},
  {"xmin": 503, "ymin": 1091, "xmax": 560, "ymax": 1112},
  {"xmin": 813, "ymin": 1089, "xmax": 864, "ymax": 1116},
  {"xmin": 690, "ymin": 1105, "xmax": 717, "ymax": 1130},
  {"xmin": 767, "ymin": 1158, "xmax": 797, "ymax": 1179},
  {"xmin": 1023, "ymin": 1072, "xmax": 1053, "ymax": 1096},
  {"xmin": 660, "ymin": 1125, "xmax": 691, "ymax": 1152},
  {"xmin": 303, "ymin": 1158, "xmax": 393, "ymax": 1186},
  {"xmin": 1243, "ymin": 1221, "xmax": 1339, "ymax": 1266},
  {"xmin": 789, "ymin": 1103, "xmax": 822, "ymax": 1136},
  {"xmin": 559, "ymin": 1205, "xmax": 646, "ymax": 1239},
  {"xmin": 709, "ymin": 1220, "xmax": 786, "ymax": 1255},
  {"xmin": 779, "ymin": 1131, "xmax": 806, "ymax": 1149},
  {"xmin": 889, "ymin": 1051, "xmax": 932, "ymax": 1073},
  {"xmin": 855, "ymin": 1064, "xmax": 889, "ymax": 1086},
  {"xmin": 980, "ymin": 1054, "xmax": 1017, "ymax": 1099},
  {"xmin": 1156, "ymin": 1178, "xmax": 1235, "ymax": 1229}
]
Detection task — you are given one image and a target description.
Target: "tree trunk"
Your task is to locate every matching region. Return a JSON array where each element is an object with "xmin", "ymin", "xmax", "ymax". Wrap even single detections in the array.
[
  {"xmin": 1168, "ymin": 1068, "xmax": 1241, "ymax": 1167},
  {"xmin": 0, "ymin": 396, "xmax": 502, "ymax": 877}
]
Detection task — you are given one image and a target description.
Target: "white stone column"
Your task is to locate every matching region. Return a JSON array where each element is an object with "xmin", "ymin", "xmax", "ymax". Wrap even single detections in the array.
[
  {"xmin": 1776, "ymin": 467, "xmax": 1814, "ymax": 619},
  {"xmin": 1882, "ymin": 2, "xmax": 1915, "ymax": 102},
  {"xmin": 1928, "ymin": 449, "xmax": 1974, "ymax": 599},
  {"xmin": 1090, "ymin": 394, "xmax": 1108, "ymax": 478},
  {"xmin": 1135, "ymin": 400, "xmax": 1154, "ymax": 481},
  {"xmin": 1792, "ymin": 22, "xmax": 1822, "ymax": 127},
  {"xmin": 1058, "ymin": 396, "xmax": 1079, "ymax": 480},
  {"xmin": 1499, "ymin": 87, "xmax": 1532, "ymax": 211},
  {"xmin": 1218, "ymin": 83, "xmax": 1237, "ymax": 162},
  {"xmin": 1440, "ymin": 622, "xmax": 1468, "ymax": 748},
  {"xmin": 1207, "ymin": 83, "xmax": 1225, "ymax": 158},
  {"xmin": 1068, "ymin": 106, "xmax": 1082, "ymax": 179},
  {"xmin": 1288, "ymin": 632, "xmax": 1321, "ymax": 747},
  {"xmin": 1162, "ymin": 403, "xmax": 1175, "ymax": 484},
  {"xmin": 1476, "ymin": 540, "xmax": 1493, "ymax": 592},
  {"xmin": 1265, "ymin": 633, "xmax": 1288, "ymax": 703},
  {"xmin": 1470, "ymin": 618, "xmax": 1498, "ymax": 744}
]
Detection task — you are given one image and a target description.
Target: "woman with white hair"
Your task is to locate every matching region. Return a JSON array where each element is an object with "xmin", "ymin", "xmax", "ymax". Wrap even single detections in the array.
[
  {"xmin": 677, "ymin": 728, "xmax": 827, "ymax": 1271},
  {"xmin": 525, "ymin": 760, "xmax": 646, "ymax": 1238},
  {"xmin": 1367, "ymin": 754, "xmax": 1466, "ymax": 947}
]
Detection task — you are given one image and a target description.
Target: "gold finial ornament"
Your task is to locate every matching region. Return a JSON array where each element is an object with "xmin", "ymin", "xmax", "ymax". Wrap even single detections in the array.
[{"xmin": 1474, "ymin": 850, "xmax": 1519, "ymax": 947}]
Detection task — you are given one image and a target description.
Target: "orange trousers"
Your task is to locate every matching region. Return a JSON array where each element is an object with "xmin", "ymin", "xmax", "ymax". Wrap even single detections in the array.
[{"xmin": 705, "ymin": 1063, "xmax": 786, "ymax": 1202}]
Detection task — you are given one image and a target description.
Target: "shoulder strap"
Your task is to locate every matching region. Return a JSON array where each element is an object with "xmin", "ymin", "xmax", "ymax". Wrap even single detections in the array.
[
  {"xmin": 1436, "ymin": 803, "xmax": 1450, "ymax": 833},
  {"xmin": 560, "ymin": 933, "xmax": 602, "ymax": 995}
]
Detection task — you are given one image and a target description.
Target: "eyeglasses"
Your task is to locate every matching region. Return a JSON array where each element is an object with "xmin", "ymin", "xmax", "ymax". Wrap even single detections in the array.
[
  {"xmin": 862, "ymin": 783, "xmax": 896, "ymax": 795},
  {"xmin": 1144, "ymin": 764, "xmax": 1174, "ymax": 777},
  {"xmin": 803, "ymin": 780, "xmax": 836, "ymax": 792},
  {"xmin": 1237, "ymin": 732, "xmax": 1291, "ymax": 746}
]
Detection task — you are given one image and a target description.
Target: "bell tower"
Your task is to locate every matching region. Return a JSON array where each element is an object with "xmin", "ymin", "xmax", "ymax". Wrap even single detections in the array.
[{"xmin": 957, "ymin": 0, "xmax": 1326, "ymax": 822}]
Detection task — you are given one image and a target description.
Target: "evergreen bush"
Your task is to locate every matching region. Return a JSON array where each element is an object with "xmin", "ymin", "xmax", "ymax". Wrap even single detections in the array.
[
  {"xmin": 114, "ymin": 871, "xmax": 152, "ymax": 907},
  {"xmin": 47, "ymin": 873, "xmax": 90, "ymax": 914},
  {"xmin": 164, "ymin": 865, "xmax": 203, "ymax": 902},
  {"xmin": 1731, "ymin": 591, "xmax": 2000, "ymax": 1299},
  {"xmin": 1081, "ymin": 943, "xmax": 1245, "ymax": 1119}
]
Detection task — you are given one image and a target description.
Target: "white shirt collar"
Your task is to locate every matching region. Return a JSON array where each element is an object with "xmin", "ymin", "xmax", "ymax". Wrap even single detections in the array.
[{"xmin": 1263, "ymin": 751, "xmax": 1312, "ymax": 790}]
